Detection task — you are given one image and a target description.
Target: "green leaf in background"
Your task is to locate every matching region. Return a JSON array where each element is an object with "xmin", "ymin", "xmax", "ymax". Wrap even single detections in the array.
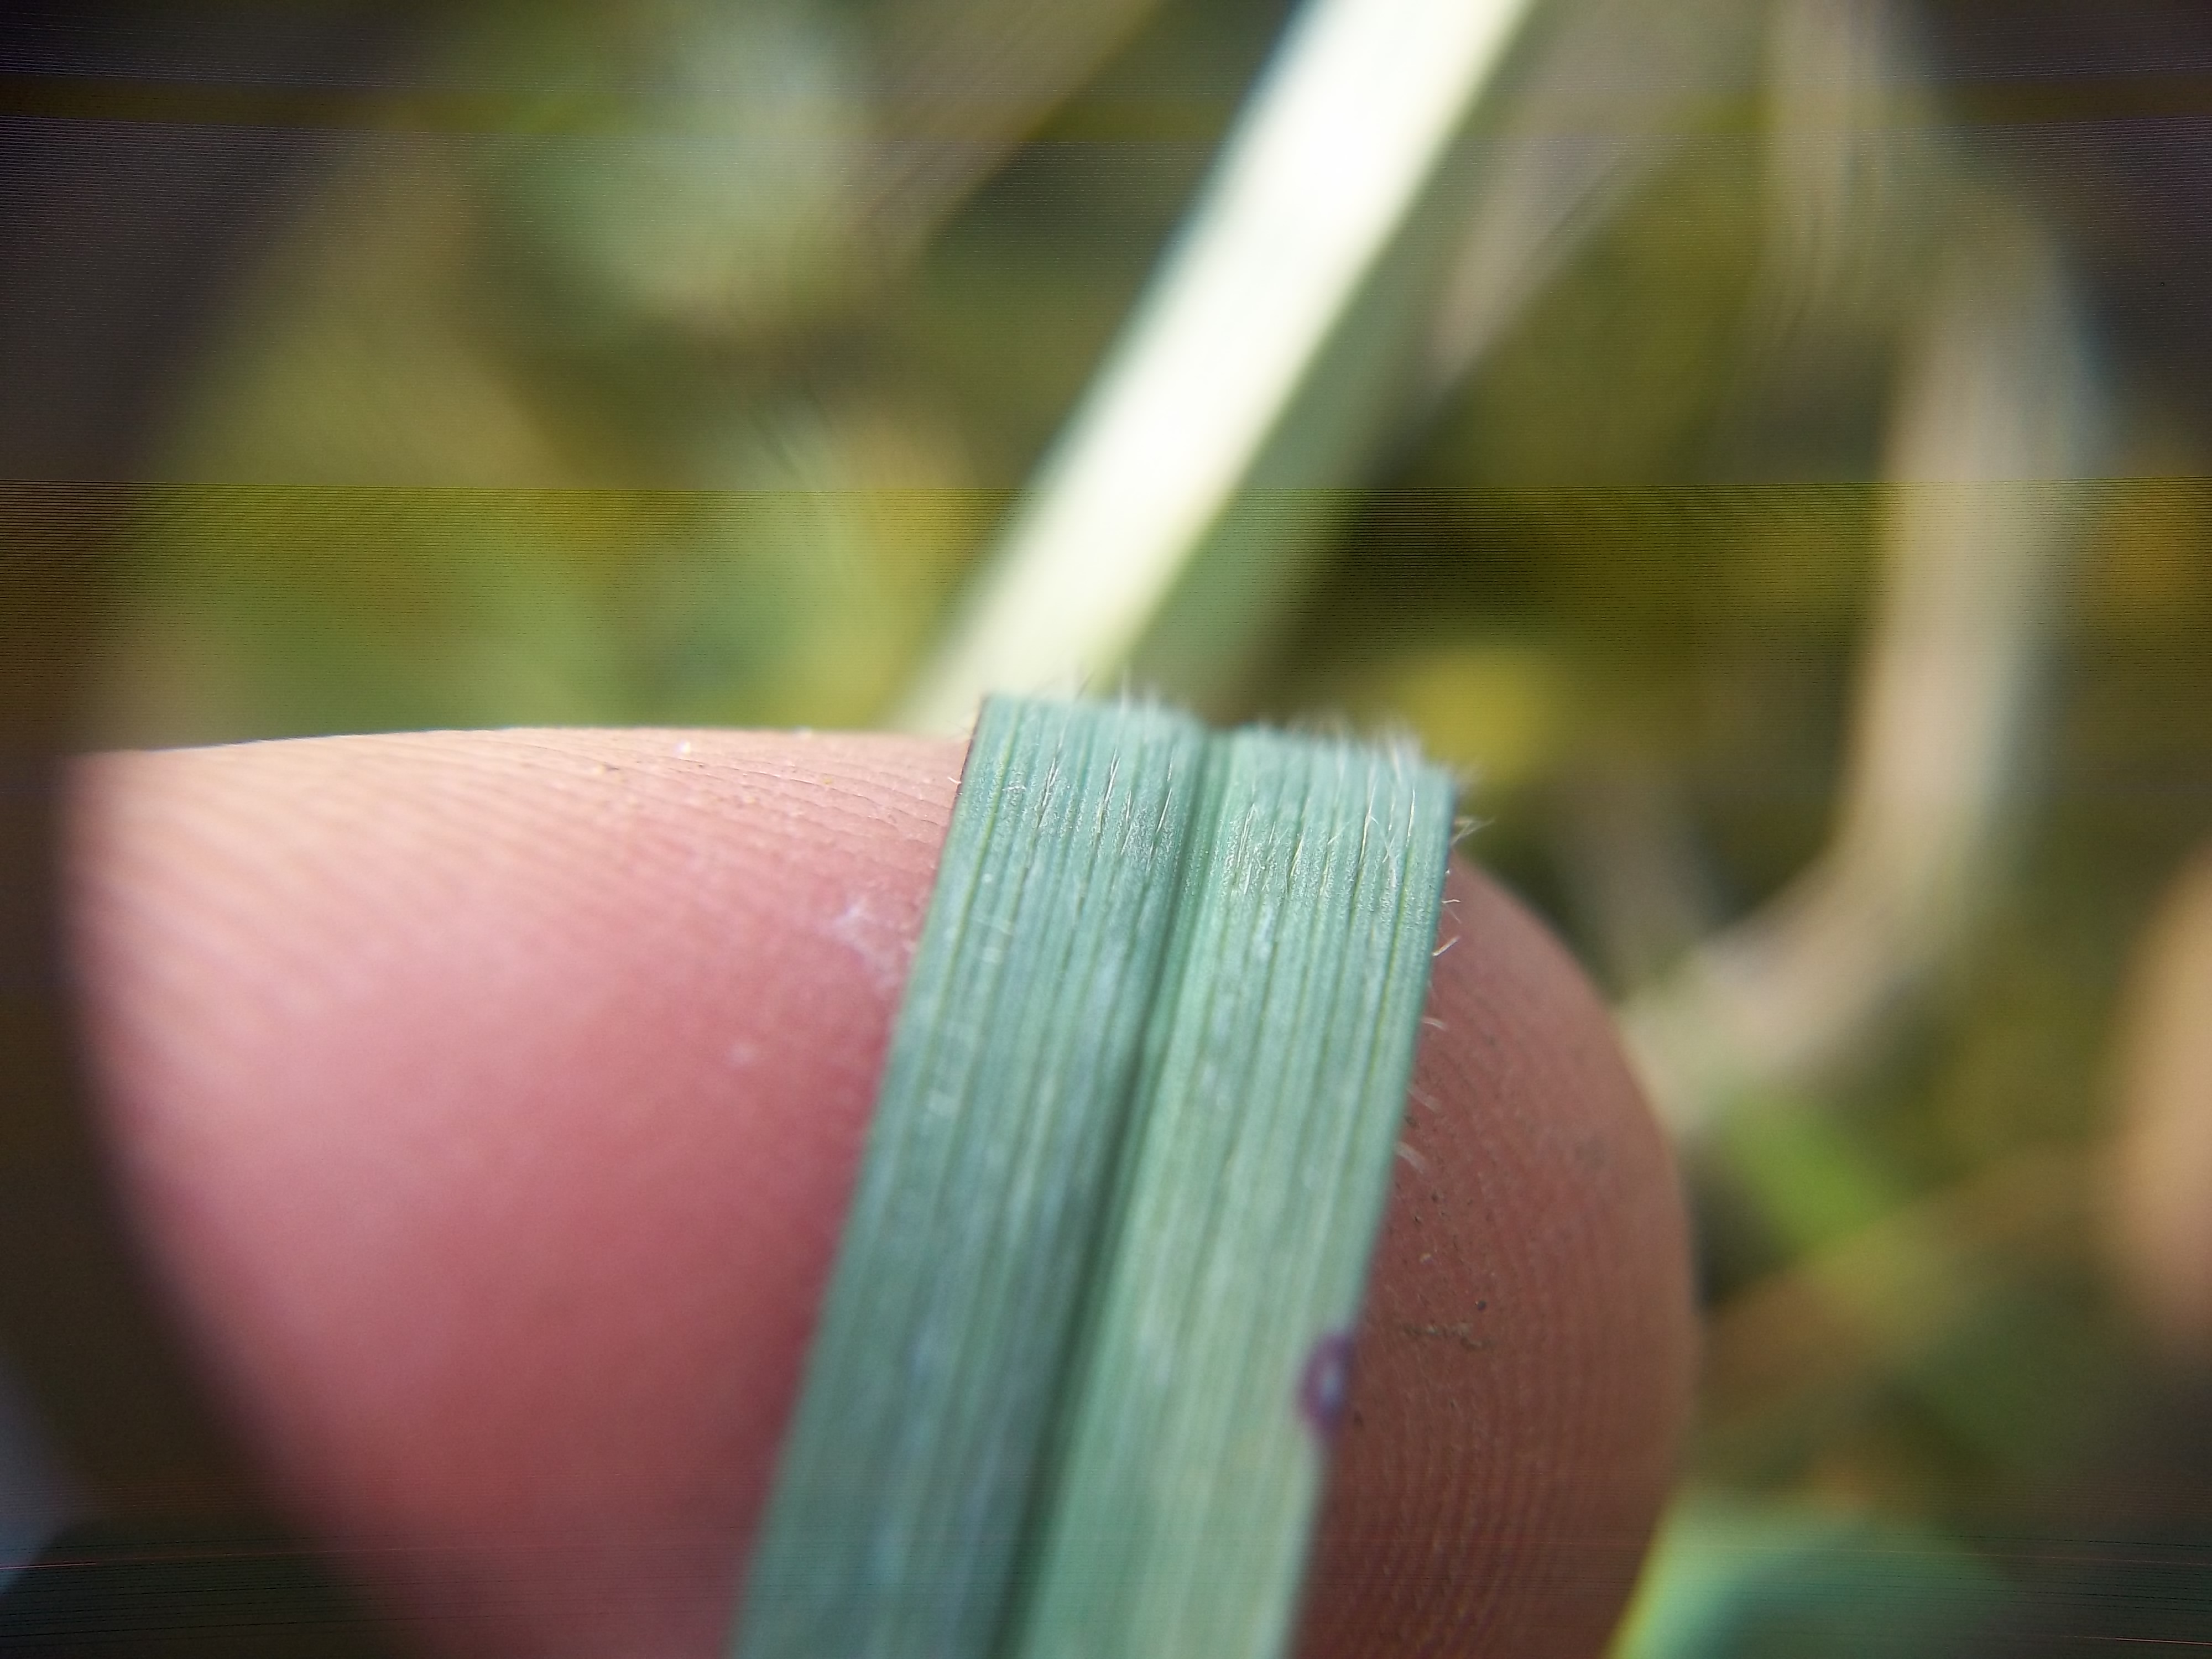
[{"xmin": 1611, "ymin": 1495, "xmax": 2013, "ymax": 1659}]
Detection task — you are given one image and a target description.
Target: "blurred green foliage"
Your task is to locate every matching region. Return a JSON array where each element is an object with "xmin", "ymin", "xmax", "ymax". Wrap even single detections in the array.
[{"xmin": 1615, "ymin": 1495, "xmax": 2013, "ymax": 1659}]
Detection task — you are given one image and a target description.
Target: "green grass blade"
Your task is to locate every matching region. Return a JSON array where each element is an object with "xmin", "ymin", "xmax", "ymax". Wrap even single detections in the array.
[
  {"xmin": 1005, "ymin": 731, "xmax": 1453, "ymax": 1659},
  {"xmin": 893, "ymin": 0, "xmax": 1539, "ymax": 732},
  {"xmin": 732, "ymin": 698, "xmax": 1453, "ymax": 1659},
  {"xmin": 732, "ymin": 696, "xmax": 1211, "ymax": 1659}
]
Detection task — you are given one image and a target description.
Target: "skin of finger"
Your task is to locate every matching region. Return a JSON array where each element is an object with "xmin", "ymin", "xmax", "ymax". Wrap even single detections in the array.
[{"xmin": 67, "ymin": 728, "xmax": 1691, "ymax": 1659}]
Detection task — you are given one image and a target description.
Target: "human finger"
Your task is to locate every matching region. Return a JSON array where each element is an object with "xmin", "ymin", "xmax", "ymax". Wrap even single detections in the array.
[{"xmin": 67, "ymin": 728, "xmax": 1691, "ymax": 1658}]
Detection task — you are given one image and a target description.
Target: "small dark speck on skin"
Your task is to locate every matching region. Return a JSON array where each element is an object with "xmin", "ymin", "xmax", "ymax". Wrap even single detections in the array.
[
  {"xmin": 1298, "ymin": 1332, "xmax": 1355, "ymax": 1439},
  {"xmin": 1397, "ymin": 1321, "xmax": 1491, "ymax": 1353}
]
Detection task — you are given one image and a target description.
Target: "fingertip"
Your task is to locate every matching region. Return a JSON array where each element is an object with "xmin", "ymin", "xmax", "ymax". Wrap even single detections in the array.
[
  {"xmin": 71, "ymin": 734, "xmax": 1691, "ymax": 1659},
  {"xmin": 70, "ymin": 728, "xmax": 966, "ymax": 1658}
]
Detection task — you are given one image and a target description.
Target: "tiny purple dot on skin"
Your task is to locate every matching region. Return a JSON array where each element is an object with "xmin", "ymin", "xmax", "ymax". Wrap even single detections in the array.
[{"xmin": 1298, "ymin": 1332, "xmax": 1356, "ymax": 1439}]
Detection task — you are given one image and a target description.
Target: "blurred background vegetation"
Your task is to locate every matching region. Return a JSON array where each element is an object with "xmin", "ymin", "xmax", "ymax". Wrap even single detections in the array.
[{"xmin": 84, "ymin": 0, "xmax": 2212, "ymax": 1650}]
